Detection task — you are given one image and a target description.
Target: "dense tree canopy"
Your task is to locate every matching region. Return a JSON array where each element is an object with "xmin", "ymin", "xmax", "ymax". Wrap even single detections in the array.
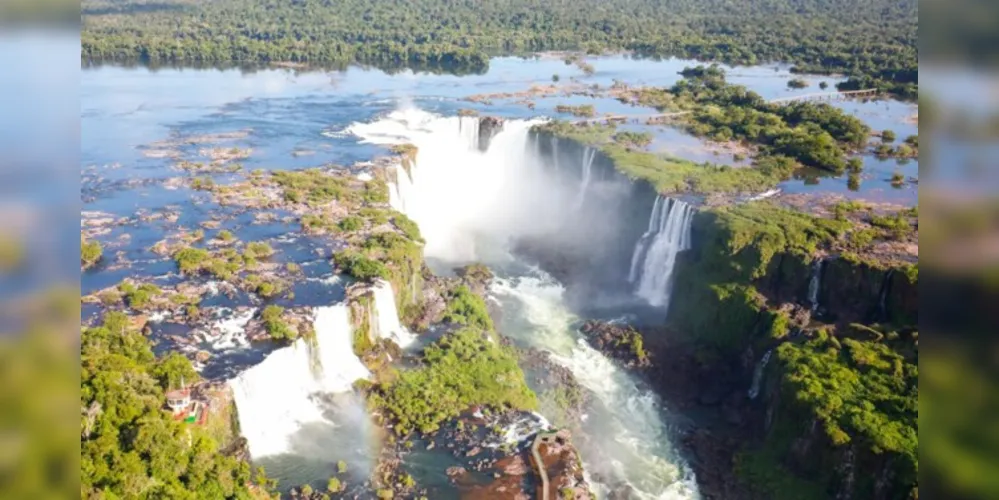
[
  {"xmin": 82, "ymin": 0, "xmax": 916, "ymax": 94},
  {"xmin": 81, "ymin": 312, "xmax": 259, "ymax": 499}
]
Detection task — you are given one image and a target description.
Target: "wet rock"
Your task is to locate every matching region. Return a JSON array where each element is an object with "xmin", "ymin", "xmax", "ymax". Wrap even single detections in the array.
[{"xmin": 579, "ymin": 320, "xmax": 651, "ymax": 369}]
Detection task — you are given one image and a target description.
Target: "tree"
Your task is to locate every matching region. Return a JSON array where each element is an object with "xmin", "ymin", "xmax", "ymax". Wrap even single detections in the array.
[{"xmin": 881, "ymin": 129, "xmax": 896, "ymax": 142}]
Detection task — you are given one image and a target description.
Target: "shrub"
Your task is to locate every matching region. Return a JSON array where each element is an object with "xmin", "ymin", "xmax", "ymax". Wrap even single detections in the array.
[
  {"xmin": 173, "ymin": 247, "xmax": 211, "ymax": 274},
  {"xmin": 335, "ymin": 251, "xmax": 389, "ymax": 281},
  {"xmin": 375, "ymin": 329, "xmax": 537, "ymax": 435},
  {"xmin": 261, "ymin": 305, "xmax": 296, "ymax": 341},
  {"xmin": 337, "ymin": 460, "xmax": 347, "ymax": 474},
  {"xmin": 442, "ymin": 285, "xmax": 494, "ymax": 331},
  {"xmin": 890, "ymin": 171, "xmax": 905, "ymax": 187},
  {"xmin": 881, "ymin": 129, "xmax": 896, "ymax": 143},
  {"xmin": 256, "ymin": 281, "xmax": 281, "ymax": 298},
  {"xmin": 81, "ymin": 237, "xmax": 102, "ymax": 269},
  {"xmin": 217, "ymin": 230, "xmax": 235, "ymax": 242},
  {"xmin": 244, "ymin": 241, "xmax": 275, "ymax": 259},
  {"xmin": 327, "ymin": 477, "xmax": 343, "ymax": 493},
  {"xmin": 787, "ymin": 78, "xmax": 808, "ymax": 89},
  {"xmin": 339, "ymin": 216, "xmax": 364, "ymax": 232},
  {"xmin": 554, "ymin": 104, "xmax": 596, "ymax": 118},
  {"xmin": 846, "ymin": 157, "xmax": 863, "ymax": 173},
  {"xmin": 848, "ymin": 173, "xmax": 861, "ymax": 191},
  {"xmin": 392, "ymin": 213, "xmax": 423, "ymax": 242}
]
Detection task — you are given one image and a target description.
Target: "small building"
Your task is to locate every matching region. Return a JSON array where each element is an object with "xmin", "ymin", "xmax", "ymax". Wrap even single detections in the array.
[{"xmin": 165, "ymin": 388, "xmax": 192, "ymax": 416}]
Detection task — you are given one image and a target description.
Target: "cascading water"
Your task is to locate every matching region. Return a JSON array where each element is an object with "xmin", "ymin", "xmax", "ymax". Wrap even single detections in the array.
[
  {"xmin": 808, "ymin": 258, "xmax": 824, "ymax": 313},
  {"xmin": 747, "ymin": 348, "xmax": 774, "ymax": 400},
  {"xmin": 350, "ymin": 106, "xmax": 699, "ymax": 499},
  {"xmin": 628, "ymin": 196, "xmax": 665, "ymax": 283},
  {"xmin": 492, "ymin": 271, "xmax": 698, "ymax": 498},
  {"xmin": 631, "ymin": 196, "xmax": 694, "ymax": 309},
  {"xmin": 370, "ymin": 279, "xmax": 416, "ymax": 348},
  {"xmin": 230, "ymin": 304, "xmax": 370, "ymax": 458},
  {"xmin": 575, "ymin": 146, "xmax": 597, "ymax": 209}
]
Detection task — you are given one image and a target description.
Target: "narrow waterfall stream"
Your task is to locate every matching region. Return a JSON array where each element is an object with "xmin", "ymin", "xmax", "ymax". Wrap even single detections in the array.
[
  {"xmin": 747, "ymin": 349, "xmax": 774, "ymax": 400},
  {"xmin": 350, "ymin": 107, "xmax": 700, "ymax": 499},
  {"xmin": 808, "ymin": 258, "xmax": 824, "ymax": 313}
]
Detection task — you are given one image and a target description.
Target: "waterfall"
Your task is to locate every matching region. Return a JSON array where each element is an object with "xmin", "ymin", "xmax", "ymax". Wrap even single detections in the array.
[
  {"xmin": 574, "ymin": 147, "xmax": 596, "ymax": 209},
  {"xmin": 230, "ymin": 304, "xmax": 370, "ymax": 458},
  {"xmin": 349, "ymin": 106, "xmax": 699, "ymax": 499},
  {"xmin": 628, "ymin": 196, "xmax": 664, "ymax": 283},
  {"xmin": 632, "ymin": 196, "xmax": 694, "ymax": 309},
  {"xmin": 371, "ymin": 279, "xmax": 416, "ymax": 348},
  {"xmin": 878, "ymin": 269, "xmax": 895, "ymax": 320},
  {"xmin": 550, "ymin": 136, "xmax": 560, "ymax": 173},
  {"xmin": 458, "ymin": 116, "xmax": 480, "ymax": 151},
  {"xmin": 808, "ymin": 258, "xmax": 824, "ymax": 313},
  {"xmin": 747, "ymin": 349, "xmax": 774, "ymax": 399},
  {"xmin": 350, "ymin": 108, "xmax": 544, "ymax": 262}
]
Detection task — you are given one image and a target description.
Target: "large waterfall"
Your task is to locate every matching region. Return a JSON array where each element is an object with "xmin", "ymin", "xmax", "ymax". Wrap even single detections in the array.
[
  {"xmin": 230, "ymin": 304, "xmax": 370, "ymax": 458},
  {"xmin": 349, "ymin": 106, "xmax": 699, "ymax": 499},
  {"xmin": 629, "ymin": 196, "xmax": 694, "ymax": 309}
]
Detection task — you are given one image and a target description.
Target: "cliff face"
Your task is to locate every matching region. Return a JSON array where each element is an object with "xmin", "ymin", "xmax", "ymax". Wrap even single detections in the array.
[
  {"xmin": 521, "ymin": 131, "xmax": 918, "ymax": 500},
  {"xmin": 519, "ymin": 131, "xmax": 659, "ymax": 302}
]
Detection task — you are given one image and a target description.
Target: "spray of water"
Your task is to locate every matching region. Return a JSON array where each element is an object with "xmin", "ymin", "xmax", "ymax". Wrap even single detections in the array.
[{"xmin": 351, "ymin": 106, "xmax": 700, "ymax": 499}]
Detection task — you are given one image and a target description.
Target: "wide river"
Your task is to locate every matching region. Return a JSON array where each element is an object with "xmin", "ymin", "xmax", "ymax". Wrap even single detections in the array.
[{"xmin": 81, "ymin": 55, "xmax": 917, "ymax": 498}]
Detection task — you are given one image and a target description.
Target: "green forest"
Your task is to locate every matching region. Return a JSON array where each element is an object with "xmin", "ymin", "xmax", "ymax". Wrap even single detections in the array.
[
  {"xmin": 81, "ymin": 312, "xmax": 262, "ymax": 498},
  {"xmin": 81, "ymin": 0, "xmax": 917, "ymax": 95}
]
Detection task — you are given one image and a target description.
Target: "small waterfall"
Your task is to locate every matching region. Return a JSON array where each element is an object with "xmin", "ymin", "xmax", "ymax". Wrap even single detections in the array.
[
  {"xmin": 747, "ymin": 349, "xmax": 774, "ymax": 399},
  {"xmin": 808, "ymin": 258, "xmax": 824, "ymax": 313},
  {"xmin": 878, "ymin": 269, "xmax": 895, "ymax": 321},
  {"xmin": 230, "ymin": 304, "xmax": 370, "ymax": 458},
  {"xmin": 628, "ymin": 196, "xmax": 665, "ymax": 283},
  {"xmin": 632, "ymin": 196, "xmax": 694, "ymax": 309},
  {"xmin": 574, "ymin": 147, "xmax": 597, "ymax": 209},
  {"xmin": 371, "ymin": 280, "xmax": 416, "ymax": 348}
]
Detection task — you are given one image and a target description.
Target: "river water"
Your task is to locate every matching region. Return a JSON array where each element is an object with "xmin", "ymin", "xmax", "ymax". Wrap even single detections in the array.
[{"xmin": 81, "ymin": 54, "xmax": 918, "ymax": 496}]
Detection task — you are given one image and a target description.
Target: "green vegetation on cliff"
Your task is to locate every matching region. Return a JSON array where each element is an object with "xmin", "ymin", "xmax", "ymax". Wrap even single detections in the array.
[
  {"xmin": 371, "ymin": 328, "xmax": 537, "ymax": 435},
  {"xmin": 741, "ymin": 328, "xmax": 918, "ymax": 499},
  {"xmin": 81, "ymin": 312, "xmax": 261, "ymax": 498},
  {"xmin": 532, "ymin": 122, "xmax": 785, "ymax": 195},
  {"xmin": 662, "ymin": 200, "xmax": 918, "ymax": 497}
]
